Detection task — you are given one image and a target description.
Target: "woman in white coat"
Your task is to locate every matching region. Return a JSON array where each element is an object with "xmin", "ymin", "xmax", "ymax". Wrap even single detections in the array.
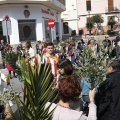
[{"xmin": 46, "ymin": 75, "xmax": 97, "ymax": 120}]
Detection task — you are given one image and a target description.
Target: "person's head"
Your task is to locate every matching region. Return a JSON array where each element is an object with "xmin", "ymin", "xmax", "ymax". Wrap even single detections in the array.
[
  {"xmin": 90, "ymin": 39, "xmax": 94, "ymax": 44},
  {"xmin": 55, "ymin": 45, "xmax": 59, "ymax": 50},
  {"xmin": 58, "ymin": 76, "xmax": 82, "ymax": 103},
  {"xmin": 1, "ymin": 39, "xmax": 4, "ymax": 44},
  {"xmin": 25, "ymin": 42, "xmax": 31, "ymax": 50},
  {"xmin": 46, "ymin": 42, "xmax": 54, "ymax": 54},
  {"xmin": 108, "ymin": 60, "xmax": 120, "ymax": 72},
  {"xmin": 18, "ymin": 44, "xmax": 22, "ymax": 50},
  {"xmin": 57, "ymin": 58, "xmax": 73, "ymax": 75},
  {"xmin": 90, "ymin": 36, "xmax": 94, "ymax": 40},
  {"xmin": 43, "ymin": 42, "xmax": 47, "ymax": 48},
  {"xmin": 119, "ymin": 31, "xmax": 120, "ymax": 35},
  {"xmin": 105, "ymin": 35, "xmax": 109, "ymax": 39},
  {"xmin": 80, "ymin": 39, "xmax": 84, "ymax": 44},
  {"xmin": 65, "ymin": 41, "xmax": 69, "ymax": 47},
  {"xmin": 26, "ymin": 40, "xmax": 32, "ymax": 48},
  {"xmin": 71, "ymin": 43, "xmax": 75, "ymax": 49}
]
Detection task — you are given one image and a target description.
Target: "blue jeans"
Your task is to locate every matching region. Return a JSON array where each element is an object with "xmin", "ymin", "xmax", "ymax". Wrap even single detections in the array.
[{"xmin": 18, "ymin": 75, "xmax": 22, "ymax": 81}]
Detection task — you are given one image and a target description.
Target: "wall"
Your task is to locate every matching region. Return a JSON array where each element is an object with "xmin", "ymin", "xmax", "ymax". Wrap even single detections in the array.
[
  {"xmin": 0, "ymin": 4, "xmax": 62, "ymax": 44},
  {"xmin": 77, "ymin": 0, "xmax": 120, "ymax": 33},
  {"xmin": 61, "ymin": 0, "xmax": 78, "ymax": 35}
]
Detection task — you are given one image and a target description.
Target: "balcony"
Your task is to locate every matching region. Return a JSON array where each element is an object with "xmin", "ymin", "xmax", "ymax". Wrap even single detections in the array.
[
  {"xmin": 0, "ymin": 0, "xmax": 66, "ymax": 12},
  {"xmin": 105, "ymin": 7, "xmax": 120, "ymax": 14},
  {"xmin": 57, "ymin": 0, "xmax": 65, "ymax": 5}
]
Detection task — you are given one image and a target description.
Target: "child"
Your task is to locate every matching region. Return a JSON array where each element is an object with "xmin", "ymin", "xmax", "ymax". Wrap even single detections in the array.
[{"xmin": 56, "ymin": 58, "xmax": 73, "ymax": 87}]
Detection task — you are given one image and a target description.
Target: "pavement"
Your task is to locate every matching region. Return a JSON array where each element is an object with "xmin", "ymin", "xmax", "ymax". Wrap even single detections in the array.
[{"xmin": 0, "ymin": 63, "xmax": 24, "ymax": 119}]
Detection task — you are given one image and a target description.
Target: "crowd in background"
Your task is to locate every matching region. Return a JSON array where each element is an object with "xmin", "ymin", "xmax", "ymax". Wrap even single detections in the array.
[{"xmin": 0, "ymin": 32, "xmax": 120, "ymax": 120}]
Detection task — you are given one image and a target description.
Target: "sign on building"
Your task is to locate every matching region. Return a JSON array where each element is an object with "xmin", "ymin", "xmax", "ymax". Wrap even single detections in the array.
[{"xmin": 2, "ymin": 16, "xmax": 12, "ymax": 36}]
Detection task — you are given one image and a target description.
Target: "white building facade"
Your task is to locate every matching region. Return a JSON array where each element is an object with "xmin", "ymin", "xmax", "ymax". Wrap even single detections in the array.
[
  {"xmin": 61, "ymin": 0, "xmax": 78, "ymax": 36},
  {"xmin": 61, "ymin": 0, "xmax": 120, "ymax": 36},
  {"xmin": 0, "ymin": 0, "xmax": 65, "ymax": 44}
]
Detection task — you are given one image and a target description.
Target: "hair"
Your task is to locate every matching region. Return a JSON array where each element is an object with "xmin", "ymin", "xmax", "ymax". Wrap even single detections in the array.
[
  {"xmin": 57, "ymin": 59, "xmax": 73, "ymax": 75},
  {"xmin": 71, "ymin": 43, "xmax": 75, "ymax": 47},
  {"xmin": 46, "ymin": 42, "xmax": 54, "ymax": 47},
  {"xmin": 80, "ymin": 39, "xmax": 84, "ymax": 44},
  {"xmin": 58, "ymin": 76, "xmax": 82, "ymax": 102},
  {"xmin": 18, "ymin": 44, "xmax": 22, "ymax": 48},
  {"xmin": 110, "ymin": 60, "xmax": 120, "ymax": 71},
  {"xmin": 43, "ymin": 42, "xmax": 47, "ymax": 48},
  {"xmin": 26, "ymin": 40, "xmax": 32, "ymax": 48},
  {"xmin": 25, "ymin": 42, "xmax": 31, "ymax": 49}
]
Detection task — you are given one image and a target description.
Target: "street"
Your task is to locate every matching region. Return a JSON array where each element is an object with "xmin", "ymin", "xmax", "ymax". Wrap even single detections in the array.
[{"xmin": 0, "ymin": 64, "xmax": 24, "ymax": 119}]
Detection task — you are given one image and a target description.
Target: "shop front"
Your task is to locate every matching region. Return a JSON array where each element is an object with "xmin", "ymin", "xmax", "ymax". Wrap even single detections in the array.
[
  {"xmin": 41, "ymin": 6, "xmax": 61, "ymax": 42},
  {"xmin": 0, "ymin": 4, "xmax": 62, "ymax": 44}
]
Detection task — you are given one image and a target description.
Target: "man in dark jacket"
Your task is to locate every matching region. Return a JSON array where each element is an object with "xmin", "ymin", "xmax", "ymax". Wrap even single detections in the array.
[
  {"xmin": 95, "ymin": 60, "xmax": 120, "ymax": 120},
  {"xmin": 102, "ymin": 35, "xmax": 111, "ymax": 48},
  {"xmin": 115, "ymin": 31, "xmax": 120, "ymax": 43}
]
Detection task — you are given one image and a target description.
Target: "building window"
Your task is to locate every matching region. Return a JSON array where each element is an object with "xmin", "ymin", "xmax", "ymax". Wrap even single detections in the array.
[
  {"xmin": 86, "ymin": 0, "xmax": 91, "ymax": 11},
  {"xmin": 63, "ymin": 22, "xmax": 69, "ymax": 34},
  {"xmin": 18, "ymin": 20, "xmax": 36, "ymax": 41},
  {"xmin": 108, "ymin": 0, "xmax": 114, "ymax": 11}
]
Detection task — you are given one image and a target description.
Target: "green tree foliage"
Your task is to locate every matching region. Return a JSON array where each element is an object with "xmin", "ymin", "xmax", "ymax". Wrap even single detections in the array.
[
  {"xmin": 91, "ymin": 14, "xmax": 104, "ymax": 24},
  {"xmin": 86, "ymin": 22, "xmax": 94, "ymax": 30},
  {"xmin": 107, "ymin": 20, "xmax": 116, "ymax": 29}
]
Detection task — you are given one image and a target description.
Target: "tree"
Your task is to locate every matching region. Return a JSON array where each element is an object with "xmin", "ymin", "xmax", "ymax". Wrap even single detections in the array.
[
  {"xmin": 107, "ymin": 20, "xmax": 116, "ymax": 30},
  {"xmin": 91, "ymin": 14, "xmax": 104, "ymax": 34},
  {"xmin": 107, "ymin": 17, "xmax": 117, "ymax": 36},
  {"xmin": 91, "ymin": 14, "xmax": 104, "ymax": 24},
  {"xmin": 86, "ymin": 22, "xmax": 94, "ymax": 35}
]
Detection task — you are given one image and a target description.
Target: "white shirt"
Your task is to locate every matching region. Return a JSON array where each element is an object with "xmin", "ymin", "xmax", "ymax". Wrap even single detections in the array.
[
  {"xmin": 28, "ymin": 47, "xmax": 35, "ymax": 58},
  {"xmin": 45, "ymin": 102, "xmax": 97, "ymax": 120}
]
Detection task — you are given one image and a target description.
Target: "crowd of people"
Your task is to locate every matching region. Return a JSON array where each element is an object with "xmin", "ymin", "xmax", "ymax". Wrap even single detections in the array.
[{"xmin": 0, "ymin": 32, "xmax": 120, "ymax": 120}]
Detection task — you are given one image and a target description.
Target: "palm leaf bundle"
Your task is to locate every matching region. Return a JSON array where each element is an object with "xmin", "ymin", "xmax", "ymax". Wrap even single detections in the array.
[{"xmin": 5, "ymin": 53, "xmax": 57, "ymax": 120}]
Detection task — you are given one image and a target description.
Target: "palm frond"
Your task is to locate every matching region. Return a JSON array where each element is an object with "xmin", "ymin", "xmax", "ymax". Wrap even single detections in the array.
[{"xmin": 5, "ymin": 53, "xmax": 57, "ymax": 120}]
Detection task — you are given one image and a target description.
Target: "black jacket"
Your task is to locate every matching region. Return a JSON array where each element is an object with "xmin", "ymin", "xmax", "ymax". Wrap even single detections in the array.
[{"xmin": 95, "ymin": 71, "xmax": 120, "ymax": 120}]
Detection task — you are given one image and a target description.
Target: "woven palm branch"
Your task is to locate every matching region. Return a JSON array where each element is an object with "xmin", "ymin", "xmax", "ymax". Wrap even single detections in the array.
[
  {"xmin": 73, "ymin": 44, "xmax": 114, "ymax": 88},
  {"xmin": 5, "ymin": 53, "xmax": 57, "ymax": 120}
]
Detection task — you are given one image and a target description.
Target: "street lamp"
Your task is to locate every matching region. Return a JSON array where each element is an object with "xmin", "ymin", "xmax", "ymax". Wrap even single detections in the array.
[{"xmin": 88, "ymin": 10, "xmax": 91, "ymax": 36}]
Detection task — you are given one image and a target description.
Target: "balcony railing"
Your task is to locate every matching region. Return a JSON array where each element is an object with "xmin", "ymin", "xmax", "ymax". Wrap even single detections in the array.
[
  {"xmin": 0, "ymin": 0, "xmax": 66, "ymax": 12},
  {"xmin": 57, "ymin": 0, "xmax": 65, "ymax": 5},
  {"xmin": 105, "ymin": 7, "xmax": 120, "ymax": 13}
]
